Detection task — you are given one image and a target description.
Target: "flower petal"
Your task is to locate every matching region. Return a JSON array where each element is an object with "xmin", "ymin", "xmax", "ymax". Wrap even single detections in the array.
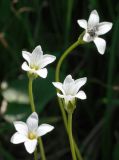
[
  {"xmin": 96, "ymin": 22, "xmax": 113, "ymax": 35},
  {"xmin": 24, "ymin": 139, "xmax": 37, "ymax": 154},
  {"xmin": 72, "ymin": 77, "xmax": 87, "ymax": 94},
  {"xmin": 37, "ymin": 124, "xmax": 54, "ymax": 137},
  {"xmin": 11, "ymin": 132, "xmax": 27, "ymax": 144},
  {"xmin": 13, "ymin": 121, "xmax": 28, "ymax": 136},
  {"xmin": 57, "ymin": 93, "xmax": 65, "ymax": 98},
  {"xmin": 94, "ymin": 37, "xmax": 106, "ymax": 54},
  {"xmin": 52, "ymin": 82, "xmax": 64, "ymax": 94},
  {"xmin": 88, "ymin": 10, "xmax": 99, "ymax": 27},
  {"xmin": 31, "ymin": 45, "xmax": 43, "ymax": 65},
  {"xmin": 83, "ymin": 33, "xmax": 92, "ymax": 42},
  {"xmin": 35, "ymin": 68, "xmax": 48, "ymax": 78},
  {"xmin": 22, "ymin": 51, "xmax": 31, "ymax": 64},
  {"xmin": 21, "ymin": 62, "xmax": 30, "ymax": 71},
  {"xmin": 63, "ymin": 75, "xmax": 74, "ymax": 85},
  {"xmin": 77, "ymin": 19, "xmax": 87, "ymax": 29},
  {"xmin": 26, "ymin": 112, "xmax": 38, "ymax": 131},
  {"xmin": 76, "ymin": 91, "xmax": 87, "ymax": 99},
  {"xmin": 40, "ymin": 54, "xmax": 56, "ymax": 68}
]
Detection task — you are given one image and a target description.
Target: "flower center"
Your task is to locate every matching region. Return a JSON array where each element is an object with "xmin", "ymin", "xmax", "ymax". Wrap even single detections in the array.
[
  {"xmin": 28, "ymin": 132, "xmax": 37, "ymax": 140},
  {"xmin": 87, "ymin": 27, "xmax": 97, "ymax": 37},
  {"xmin": 30, "ymin": 65, "xmax": 39, "ymax": 70}
]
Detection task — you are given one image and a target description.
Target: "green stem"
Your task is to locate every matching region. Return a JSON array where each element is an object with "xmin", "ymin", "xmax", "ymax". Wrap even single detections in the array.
[
  {"xmin": 28, "ymin": 77, "xmax": 35, "ymax": 112},
  {"xmin": 28, "ymin": 76, "xmax": 46, "ymax": 160},
  {"xmin": 55, "ymin": 39, "xmax": 84, "ymax": 160},
  {"xmin": 38, "ymin": 137, "xmax": 46, "ymax": 160},
  {"xmin": 68, "ymin": 113, "xmax": 77, "ymax": 160},
  {"xmin": 34, "ymin": 148, "xmax": 38, "ymax": 160}
]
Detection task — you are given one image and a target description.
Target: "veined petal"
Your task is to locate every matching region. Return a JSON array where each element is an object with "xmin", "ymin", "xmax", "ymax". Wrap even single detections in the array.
[
  {"xmin": 37, "ymin": 124, "xmax": 54, "ymax": 137},
  {"xmin": 24, "ymin": 139, "xmax": 37, "ymax": 154},
  {"xmin": 94, "ymin": 37, "xmax": 106, "ymax": 54},
  {"xmin": 77, "ymin": 19, "xmax": 87, "ymax": 29},
  {"xmin": 88, "ymin": 10, "xmax": 99, "ymax": 27},
  {"xmin": 11, "ymin": 132, "xmax": 27, "ymax": 144},
  {"xmin": 83, "ymin": 33, "xmax": 92, "ymax": 42},
  {"xmin": 52, "ymin": 82, "xmax": 64, "ymax": 94},
  {"xmin": 76, "ymin": 91, "xmax": 87, "ymax": 99},
  {"xmin": 40, "ymin": 54, "xmax": 56, "ymax": 68},
  {"xmin": 21, "ymin": 62, "xmax": 30, "ymax": 71},
  {"xmin": 22, "ymin": 51, "xmax": 31, "ymax": 64},
  {"xmin": 13, "ymin": 121, "xmax": 28, "ymax": 136},
  {"xmin": 35, "ymin": 68, "xmax": 48, "ymax": 78},
  {"xmin": 26, "ymin": 112, "xmax": 38, "ymax": 132},
  {"xmin": 31, "ymin": 45, "xmax": 43, "ymax": 65},
  {"xmin": 63, "ymin": 75, "xmax": 74, "ymax": 85},
  {"xmin": 96, "ymin": 22, "xmax": 113, "ymax": 35}
]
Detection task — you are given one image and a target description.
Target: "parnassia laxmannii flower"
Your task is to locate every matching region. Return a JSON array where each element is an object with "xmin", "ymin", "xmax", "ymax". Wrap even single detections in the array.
[
  {"xmin": 11, "ymin": 112, "xmax": 54, "ymax": 154},
  {"xmin": 22, "ymin": 45, "xmax": 56, "ymax": 78},
  {"xmin": 77, "ymin": 10, "xmax": 113, "ymax": 54},
  {"xmin": 52, "ymin": 75, "xmax": 87, "ymax": 107}
]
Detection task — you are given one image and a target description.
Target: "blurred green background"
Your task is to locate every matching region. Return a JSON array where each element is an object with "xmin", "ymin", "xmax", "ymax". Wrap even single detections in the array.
[{"xmin": 0, "ymin": 0, "xmax": 119, "ymax": 160}]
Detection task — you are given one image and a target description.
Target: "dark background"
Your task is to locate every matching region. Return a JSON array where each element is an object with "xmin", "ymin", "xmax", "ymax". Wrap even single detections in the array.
[{"xmin": 0, "ymin": 0, "xmax": 119, "ymax": 160}]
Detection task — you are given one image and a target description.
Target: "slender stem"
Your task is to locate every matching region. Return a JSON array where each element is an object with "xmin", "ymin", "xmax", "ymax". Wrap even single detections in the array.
[
  {"xmin": 68, "ymin": 113, "xmax": 77, "ymax": 160},
  {"xmin": 38, "ymin": 137, "xmax": 46, "ymax": 160},
  {"xmin": 55, "ymin": 40, "xmax": 84, "ymax": 160},
  {"xmin": 34, "ymin": 148, "xmax": 38, "ymax": 160},
  {"xmin": 28, "ymin": 76, "xmax": 46, "ymax": 160},
  {"xmin": 28, "ymin": 77, "xmax": 35, "ymax": 112}
]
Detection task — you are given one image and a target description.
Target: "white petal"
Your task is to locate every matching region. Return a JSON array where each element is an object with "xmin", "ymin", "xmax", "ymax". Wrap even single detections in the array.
[
  {"xmin": 63, "ymin": 75, "xmax": 74, "ymax": 85},
  {"xmin": 21, "ymin": 62, "xmax": 30, "ymax": 71},
  {"xmin": 11, "ymin": 132, "xmax": 27, "ymax": 144},
  {"xmin": 96, "ymin": 22, "xmax": 113, "ymax": 35},
  {"xmin": 35, "ymin": 68, "xmax": 48, "ymax": 78},
  {"xmin": 22, "ymin": 51, "xmax": 31, "ymax": 64},
  {"xmin": 26, "ymin": 112, "xmax": 38, "ymax": 131},
  {"xmin": 13, "ymin": 121, "xmax": 28, "ymax": 136},
  {"xmin": 57, "ymin": 93, "xmax": 65, "ymax": 98},
  {"xmin": 88, "ymin": 10, "xmax": 99, "ymax": 27},
  {"xmin": 83, "ymin": 33, "xmax": 92, "ymax": 42},
  {"xmin": 40, "ymin": 54, "xmax": 56, "ymax": 68},
  {"xmin": 37, "ymin": 124, "xmax": 54, "ymax": 137},
  {"xmin": 76, "ymin": 91, "xmax": 87, "ymax": 99},
  {"xmin": 94, "ymin": 37, "xmax": 106, "ymax": 54},
  {"xmin": 77, "ymin": 19, "xmax": 87, "ymax": 29},
  {"xmin": 24, "ymin": 139, "xmax": 37, "ymax": 154},
  {"xmin": 31, "ymin": 45, "xmax": 43, "ymax": 65},
  {"xmin": 52, "ymin": 82, "xmax": 64, "ymax": 94}
]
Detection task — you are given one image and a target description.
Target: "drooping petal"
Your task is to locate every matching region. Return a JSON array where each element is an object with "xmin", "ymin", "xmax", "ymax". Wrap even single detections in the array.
[
  {"xmin": 88, "ymin": 10, "xmax": 99, "ymax": 27},
  {"xmin": 22, "ymin": 51, "xmax": 31, "ymax": 64},
  {"xmin": 96, "ymin": 22, "xmax": 113, "ymax": 35},
  {"xmin": 37, "ymin": 124, "xmax": 54, "ymax": 137},
  {"xmin": 52, "ymin": 82, "xmax": 64, "ymax": 94},
  {"xmin": 94, "ymin": 37, "xmax": 106, "ymax": 54},
  {"xmin": 24, "ymin": 139, "xmax": 37, "ymax": 154},
  {"xmin": 26, "ymin": 112, "xmax": 38, "ymax": 132},
  {"xmin": 11, "ymin": 132, "xmax": 28, "ymax": 144},
  {"xmin": 21, "ymin": 62, "xmax": 31, "ymax": 71},
  {"xmin": 73, "ymin": 77, "xmax": 87, "ymax": 94},
  {"xmin": 13, "ymin": 121, "xmax": 28, "ymax": 136},
  {"xmin": 77, "ymin": 19, "xmax": 87, "ymax": 29},
  {"xmin": 35, "ymin": 68, "xmax": 48, "ymax": 78},
  {"xmin": 76, "ymin": 91, "xmax": 87, "ymax": 99},
  {"xmin": 31, "ymin": 45, "xmax": 43, "ymax": 65},
  {"xmin": 40, "ymin": 54, "xmax": 56, "ymax": 68},
  {"xmin": 83, "ymin": 33, "xmax": 92, "ymax": 42}
]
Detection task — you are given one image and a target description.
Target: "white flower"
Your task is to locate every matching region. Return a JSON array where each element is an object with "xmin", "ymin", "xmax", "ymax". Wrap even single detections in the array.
[
  {"xmin": 52, "ymin": 75, "xmax": 87, "ymax": 106},
  {"xmin": 21, "ymin": 45, "xmax": 56, "ymax": 78},
  {"xmin": 10, "ymin": 112, "xmax": 54, "ymax": 154},
  {"xmin": 77, "ymin": 10, "xmax": 113, "ymax": 54}
]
